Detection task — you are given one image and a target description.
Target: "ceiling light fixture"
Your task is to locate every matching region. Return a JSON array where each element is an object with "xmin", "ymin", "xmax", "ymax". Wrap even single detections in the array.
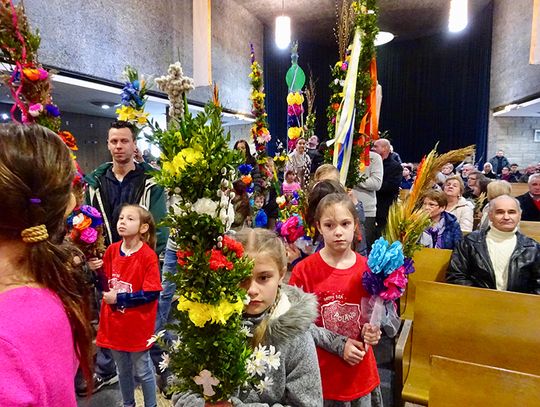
[
  {"xmin": 448, "ymin": 0, "xmax": 468, "ymax": 33},
  {"xmin": 375, "ymin": 31, "xmax": 394, "ymax": 46},
  {"xmin": 275, "ymin": 0, "xmax": 291, "ymax": 49}
]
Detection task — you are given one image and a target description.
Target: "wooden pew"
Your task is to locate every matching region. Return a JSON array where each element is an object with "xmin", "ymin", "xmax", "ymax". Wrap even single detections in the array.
[
  {"xmin": 510, "ymin": 183, "xmax": 529, "ymax": 197},
  {"xmin": 429, "ymin": 355, "xmax": 540, "ymax": 407},
  {"xmin": 519, "ymin": 220, "xmax": 540, "ymax": 242},
  {"xmin": 399, "ymin": 248, "xmax": 452, "ymax": 320},
  {"xmin": 395, "ymin": 281, "xmax": 540, "ymax": 405}
]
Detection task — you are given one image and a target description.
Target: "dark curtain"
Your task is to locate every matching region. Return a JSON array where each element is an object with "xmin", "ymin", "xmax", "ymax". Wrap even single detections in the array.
[
  {"xmin": 377, "ymin": 2, "xmax": 493, "ymax": 164},
  {"xmin": 264, "ymin": 26, "xmax": 336, "ymax": 155},
  {"xmin": 264, "ymin": 2, "xmax": 492, "ymax": 163}
]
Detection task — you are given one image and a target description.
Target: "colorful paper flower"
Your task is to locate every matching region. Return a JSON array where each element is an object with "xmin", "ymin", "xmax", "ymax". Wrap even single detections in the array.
[
  {"xmin": 287, "ymin": 127, "xmax": 302, "ymax": 140},
  {"xmin": 80, "ymin": 227, "xmax": 98, "ymax": 244},
  {"xmin": 241, "ymin": 174, "xmax": 253, "ymax": 185},
  {"xmin": 362, "ymin": 270, "xmax": 385, "ymax": 296},
  {"xmin": 80, "ymin": 205, "xmax": 101, "ymax": 220},
  {"xmin": 58, "ymin": 131, "xmax": 78, "ymax": 151},
  {"xmin": 238, "ymin": 164, "xmax": 254, "ymax": 175},
  {"xmin": 287, "ymin": 104, "xmax": 304, "ymax": 116},
  {"xmin": 367, "ymin": 238, "xmax": 404, "ymax": 276},
  {"xmin": 379, "ymin": 266, "xmax": 408, "ymax": 301},
  {"xmin": 73, "ymin": 215, "xmax": 92, "ymax": 231},
  {"xmin": 28, "ymin": 103, "xmax": 43, "ymax": 117},
  {"xmin": 45, "ymin": 104, "xmax": 61, "ymax": 117}
]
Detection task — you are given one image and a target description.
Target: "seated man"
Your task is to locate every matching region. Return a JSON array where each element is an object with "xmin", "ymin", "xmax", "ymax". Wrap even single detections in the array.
[
  {"xmin": 516, "ymin": 173, "xmax": 540, "ymax": 221},
  {"xmin": 446, "ymin": 195, "xmax": 540, "ymax": 294},
  {"xmin": 420, "ymin": 190, "xmax": 462, "ymax": 250}
]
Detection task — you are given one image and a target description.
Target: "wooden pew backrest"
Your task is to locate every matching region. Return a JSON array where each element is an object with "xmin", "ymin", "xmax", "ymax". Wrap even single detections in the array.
[
  {"xmin": 519, "ymin": 220, "xmax": 540, "ymax": 242},
  {"xmin": 429, "ymin": 355, "xmax": 540, "ymax": 407},
  {"xmin": 400, "ymin": 248, "xmax": 452, "ymax": 320},
  {"xmin": 511, "ymin": 183, "xmax": 529, "ymax": 197},
  {"xmin": 400, "ymin": 281, "xmax": 540, "ymax": 405}
]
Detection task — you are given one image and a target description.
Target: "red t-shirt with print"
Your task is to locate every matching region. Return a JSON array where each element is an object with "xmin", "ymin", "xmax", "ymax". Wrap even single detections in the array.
[
  {"xmin": 289, "ymin": 252, "xmax": 380, "ymax": 401},
  {"xmin": 96, "ymin": 241, "xmax": 162, "ymax": 352}
]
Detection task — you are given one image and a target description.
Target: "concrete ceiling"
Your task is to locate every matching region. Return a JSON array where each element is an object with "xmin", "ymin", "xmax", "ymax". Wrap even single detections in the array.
[{"xmin": 234, "ymin": 0, "xmax": 493, "ymax": 45}]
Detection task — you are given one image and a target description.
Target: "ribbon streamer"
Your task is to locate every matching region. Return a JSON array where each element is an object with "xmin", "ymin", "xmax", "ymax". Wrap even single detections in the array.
[{"xmin": 333, "ymin": 27, "xmax": 363, "ymax": 185}]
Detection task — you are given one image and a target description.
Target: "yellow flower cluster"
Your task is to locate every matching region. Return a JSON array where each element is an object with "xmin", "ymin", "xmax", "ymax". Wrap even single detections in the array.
[
  {"xmin": 177, "ymin": 295, "xmax": 244, "ymax": 327},
  {"xmin": 288, "ymin": 127, "xmax": 303, "ymax": 140},
  {"xmin": 116, "ymin": 105, "xmax": 149, "ymax": 126},
  {"xmin": 250, "ymin": 90, "xmax": 266, "ymax": 101},
  {"xmin": 286, "ymin": 92, "xmax": 304, "ymax": 106},
  {"xmin": 162, "ymin": 147, "xmax": 203, "ymax": 177}
]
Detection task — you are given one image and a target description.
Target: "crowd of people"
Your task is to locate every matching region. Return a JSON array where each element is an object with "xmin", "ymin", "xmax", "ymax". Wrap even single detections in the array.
[{"xmin": 1, "ymin": 122, "xmax": 539, "ymax": 407}]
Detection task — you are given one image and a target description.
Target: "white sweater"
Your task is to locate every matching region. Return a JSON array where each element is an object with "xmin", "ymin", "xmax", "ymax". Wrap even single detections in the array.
[
  {"xmin": 486, "ymin": 227, "xmax": 517, "ymax": 291},
  {"xmin": 352, "ymin": 151, "xmax": 383, "ymax": 217}
]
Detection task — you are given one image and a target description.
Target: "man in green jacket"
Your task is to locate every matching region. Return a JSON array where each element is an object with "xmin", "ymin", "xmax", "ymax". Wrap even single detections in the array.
[
  {"xmin": 80, "ymin": 120, "xmax": 168, "ymax": 395},
  {"xmin": 85, "ymin": 120, "xmax": 168, "ymax": 254}
]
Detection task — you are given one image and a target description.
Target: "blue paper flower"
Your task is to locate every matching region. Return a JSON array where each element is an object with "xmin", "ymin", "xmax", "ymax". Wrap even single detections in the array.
[
  {"xmin": 254, "ymin": 209, "xmax": 268, "ymax": 228},
  {"xmin": 367, "ymin": 237, "xmax": 389, "ymax": 274},
  {"xmin": 238, "ymin": 164, "xmax": 253, "ymax": 175},
  {"xmin": 45, "ymin": 104, "xmax": 60, "ymax": 117},
  {"xmin": 367, "ymin": 237, "xmax": 405, "ymax": 276},
  {"xmin": 403, "ymin": 257, "xmax": 415, "ymax": 275},
  {"xmin": 381, "ymin": 241, "xmax": 404, "ymax": 276},
  {"xmin": 362, "ymin": 270, "xmax": 385, "ymax": 296}
]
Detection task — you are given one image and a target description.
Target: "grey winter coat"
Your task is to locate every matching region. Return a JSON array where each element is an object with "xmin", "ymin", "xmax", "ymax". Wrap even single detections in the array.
[{"xmin": 173, "ymin": 285, "xmax": 323, "ymax": 407}]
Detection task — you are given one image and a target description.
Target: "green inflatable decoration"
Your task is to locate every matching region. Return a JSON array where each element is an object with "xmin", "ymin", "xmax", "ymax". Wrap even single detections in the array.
[{"xmin": 285, "ymin": 42, "xmax": 305, "ymax": 92}]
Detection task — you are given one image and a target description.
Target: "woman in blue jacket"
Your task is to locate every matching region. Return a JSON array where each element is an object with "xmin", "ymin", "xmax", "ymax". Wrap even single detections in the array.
[{"xmin": 420, "ymin": 190, "xmax": 463, "ymax": 250}]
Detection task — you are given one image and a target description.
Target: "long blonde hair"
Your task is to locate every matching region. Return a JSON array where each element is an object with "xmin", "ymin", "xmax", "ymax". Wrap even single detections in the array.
[{"xmin": 233, "ymin": 228, "xmax": 286, "ymax": 346}]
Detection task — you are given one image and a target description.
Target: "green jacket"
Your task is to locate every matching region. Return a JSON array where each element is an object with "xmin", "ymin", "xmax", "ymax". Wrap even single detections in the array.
[{"xmin": 85, "ymin": 161, "xmax": 168, "ymax": 255}]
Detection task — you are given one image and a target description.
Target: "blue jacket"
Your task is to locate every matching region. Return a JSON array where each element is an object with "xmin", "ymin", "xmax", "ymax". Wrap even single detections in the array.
[{"xmin": 440, "ymin": 211, "xmax": 463, "ymax": 249}]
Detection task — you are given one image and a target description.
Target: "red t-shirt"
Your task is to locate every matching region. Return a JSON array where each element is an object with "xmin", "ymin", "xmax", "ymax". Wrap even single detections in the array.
[
  {"xmin": 289, "ymin": 252, "xmax": 380, "ymax": 401},
  {"xmin": 96, "ymin": 241, "xmax": 162, "ymax": 352}
]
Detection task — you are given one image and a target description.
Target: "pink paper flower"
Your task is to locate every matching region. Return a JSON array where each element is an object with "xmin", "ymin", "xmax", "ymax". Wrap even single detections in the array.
[
  {"xmin": 379, "ymin": 266, "xmax": 407, "ymax": 301},
  {"xmin": 28, "ymin": 103, "xmax": 43, "ymax": 117},
  {"xmin": 80, "ymin": 227, "xmax": 98, "ymax": 244},
  {"xmin": 37, "ymin": 68, "xmax": 49, "ymax": 80}
]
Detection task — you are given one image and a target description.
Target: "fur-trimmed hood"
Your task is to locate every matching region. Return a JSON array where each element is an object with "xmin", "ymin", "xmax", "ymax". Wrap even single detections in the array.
[{"xmin": 244, "ymin": 284, "xmax": 319, "ymax": 345}]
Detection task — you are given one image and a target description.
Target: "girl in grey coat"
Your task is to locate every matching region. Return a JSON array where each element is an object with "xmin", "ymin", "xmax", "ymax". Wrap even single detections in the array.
[{"xmin": 174, "ymin": 228, "xmax": 323, "ymax": 406}]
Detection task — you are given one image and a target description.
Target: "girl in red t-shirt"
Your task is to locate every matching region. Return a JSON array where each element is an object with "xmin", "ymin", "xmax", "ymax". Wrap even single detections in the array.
[
  {"xmin": 290, "ymin": 193, "xmax": 383, "ymax": 405},
  {"xmin": 96, "ymin": 204, "xmax": 162, "ymax": 407}
]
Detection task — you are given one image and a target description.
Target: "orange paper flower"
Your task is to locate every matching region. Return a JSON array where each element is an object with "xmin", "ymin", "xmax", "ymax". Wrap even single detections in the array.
[
  {"xmin": 73, "ymin": 216, "xmax": 92, "ymax": 231},
  {"xmin": 58, "ymin": 131, "xmax": 79, "ymax": 151}
]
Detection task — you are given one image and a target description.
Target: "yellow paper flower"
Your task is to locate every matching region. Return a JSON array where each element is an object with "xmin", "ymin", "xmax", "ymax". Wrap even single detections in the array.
[
  {"xmin": 177, "ymin": 296, "xmax": 244, "ymax": 327},
  {"xmin": 286, "ymin": 92, "xmax": 304, "ymax": 106},
  {"xmin": 288, "ymin": 127, "xmax": 302, "ymax": 140}
]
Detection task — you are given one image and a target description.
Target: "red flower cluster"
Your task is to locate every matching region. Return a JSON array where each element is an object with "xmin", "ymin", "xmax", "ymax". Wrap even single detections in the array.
[
  {"xmin": 177, "ymin": 250, "xmax": 193, "ymax": 266},
  {"xmin": 209, "ymin": 249, "xmax": 234, "ymax": 271},
  {"xmin": 222, "ymin": 235, "xmax": 244, "ymax": 258}
]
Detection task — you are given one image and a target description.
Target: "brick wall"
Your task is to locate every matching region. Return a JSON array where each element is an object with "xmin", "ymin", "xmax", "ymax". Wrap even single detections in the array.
[{"xmin": 488, "ymin": 115, "xmax": 540, "ymax": 167}]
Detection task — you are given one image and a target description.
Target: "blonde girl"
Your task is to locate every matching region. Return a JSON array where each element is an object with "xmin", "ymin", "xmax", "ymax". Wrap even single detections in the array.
[
  {"xmin": 96, "ymin": 204, "xmax": 162, "ymax": 407},
  {"xmin": 174, "ymin": 228, "xmax": 323, "ymax": 406}
]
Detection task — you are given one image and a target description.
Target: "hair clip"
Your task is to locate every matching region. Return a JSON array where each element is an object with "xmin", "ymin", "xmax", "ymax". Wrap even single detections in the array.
[{"xmin": 29, "ymin": 198, "xmax": 41, "ymax": 204}]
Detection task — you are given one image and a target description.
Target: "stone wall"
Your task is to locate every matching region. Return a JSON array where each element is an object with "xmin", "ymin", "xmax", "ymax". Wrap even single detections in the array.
[
  {"xmin": 24, "ymin": 0, "xmax": 263, "ymax": 112},
  {"xmin": 488, "ymin": 115, "xmax": 540, "ymax": 167},
  {"xmin": 490, "ymin": 0, "xmax": 540, "ymax": 108},
  {"xmin": 487, "ymin": 0, "xmax": 540, "ymax": 166}
]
